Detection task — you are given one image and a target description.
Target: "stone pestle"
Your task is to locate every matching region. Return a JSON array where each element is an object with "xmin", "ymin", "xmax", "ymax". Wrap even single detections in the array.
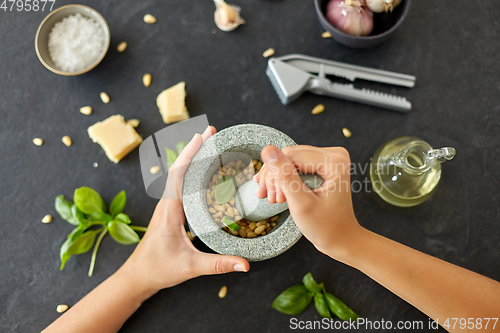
[{"xmin": 234, "ymin": 174, "xmax": 323, "ymax": 222}]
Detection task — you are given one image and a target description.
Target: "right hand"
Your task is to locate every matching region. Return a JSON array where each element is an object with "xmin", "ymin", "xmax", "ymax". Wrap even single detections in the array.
[{"xmin": 254, "ymin": 145, "xmax": 364, "ymax": 260}]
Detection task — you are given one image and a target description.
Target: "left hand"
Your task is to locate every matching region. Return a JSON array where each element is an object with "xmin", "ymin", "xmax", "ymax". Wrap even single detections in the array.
[{"xmin": 121, "ymin": 126, "xmax": 249, "ymax": 295}]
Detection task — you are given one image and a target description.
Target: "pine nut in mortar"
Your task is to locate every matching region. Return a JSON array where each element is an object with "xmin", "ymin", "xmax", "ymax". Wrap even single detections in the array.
[{"xmin": 206, "ymin": 159, "xmax": 280, "ymax": 238}]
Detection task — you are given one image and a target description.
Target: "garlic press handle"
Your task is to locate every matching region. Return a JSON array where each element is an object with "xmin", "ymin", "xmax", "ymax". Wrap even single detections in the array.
[{"xmin": 309, "ymin": 79, "xmax": 412, "ymax": 113}]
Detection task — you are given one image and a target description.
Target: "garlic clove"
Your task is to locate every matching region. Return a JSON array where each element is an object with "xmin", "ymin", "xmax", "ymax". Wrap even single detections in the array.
[{"xmin": 213, "ymin": 0, "xmax": 245, "ymax": 32}]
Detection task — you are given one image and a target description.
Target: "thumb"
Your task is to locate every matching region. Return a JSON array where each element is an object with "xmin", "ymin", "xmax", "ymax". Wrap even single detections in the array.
[
  {"xmin": 195, "ymin": 253, "xmax": 250, "ymax": 276},
  {"xmin": 261, "ymin": 145, "xmax": 314, "ymax": 210}
]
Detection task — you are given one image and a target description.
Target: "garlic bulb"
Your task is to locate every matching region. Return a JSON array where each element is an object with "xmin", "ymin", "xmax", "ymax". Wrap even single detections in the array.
[
  {"xmin": 326, "ymin": 0, "xmax": 374, "ymax": 37},
  {"xmin": 214, "ymin": 0, "xmax": 245, "ymax": 32},
  {"xmin": 365, "ymin": 0, "xmax": 402, "ymax": 13}
]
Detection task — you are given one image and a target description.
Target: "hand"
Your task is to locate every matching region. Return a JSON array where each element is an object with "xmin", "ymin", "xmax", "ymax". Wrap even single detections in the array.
[
  {"xmin": 254, "ymin": 145, "xmax": 364, "ymax": 261},
  {"xmin": 121, "ymin": 126, "xmax": 249, "ymax": 295}
]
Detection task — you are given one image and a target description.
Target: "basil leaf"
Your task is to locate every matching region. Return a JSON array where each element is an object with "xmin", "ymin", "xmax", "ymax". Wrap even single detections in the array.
[
  {"xmin": 74, "ymin": 187, "xmax": 105, "ymax": 215},
  {"xmin": 215, "ymin": 177, "xmax": 237, "ymax": 204},
  {"xmin": 60, "ymin": 229, "xmax": 99, "ymax": 270},
  {"xmin": 165, "ymin": 148, "xmax": 178, "ymax": 169},
  {"xmin": 114, "ymin": 213, "xmax": 131, "ymax": 224},
  {"xmin": 109, "ymin": 191, "xmax": 126, "ymax": 217},
  {"xmin": 175, "ymin": 141, "xmax": 189, "ymax": 156},
  {"xmin": 67, "ymin": 204, "xmax": 85, "ymax": 226},
  {"xmin": 314, "ymin": 294, "xmax": 331, "ymax": 319},
  {"xmin": 222, "ymin": 216, "xmax": 240, "ymax": 231},
  {"xmin": 324, "ymin": 292, "xmax": 359, "ymax": 321},
  {"xmin": 303, "ymin": 273, "xmax": 322, "ymax": 294},
  {"xmin": 108, "ymin": 221, "xmax": 140, "ymax": 245},
  {"xmin": 91, "ymin": 211, "xmax": 111, "ymax": 222},
  {"xmin": 272, "ymin": 285, "xmax": 313, "ymax": 315},
  {"xmin": 55, "ymin": 195, "xmax": 73, "ymax": 221}
]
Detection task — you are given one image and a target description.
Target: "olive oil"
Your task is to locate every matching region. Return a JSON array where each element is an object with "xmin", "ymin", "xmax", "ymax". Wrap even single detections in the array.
[{"xmin": 370, "ymin": 137, "xmax": 455, "ymax": 207}]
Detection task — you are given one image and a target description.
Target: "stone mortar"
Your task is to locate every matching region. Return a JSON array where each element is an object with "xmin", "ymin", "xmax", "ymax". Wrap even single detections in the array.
[{"xmin": 182, "ymin": 124, "xmax": 301, "ymax": 261}]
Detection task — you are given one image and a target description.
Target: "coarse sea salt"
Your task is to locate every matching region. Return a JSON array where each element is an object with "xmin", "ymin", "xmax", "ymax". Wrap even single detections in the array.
[{"xmin": 48, "ymin": 13, "xmax": 106, "ymax": 73}]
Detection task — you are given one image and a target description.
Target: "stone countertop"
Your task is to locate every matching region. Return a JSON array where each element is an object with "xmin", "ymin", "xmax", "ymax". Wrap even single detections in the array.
[{"xmin": 0, "ymin": 0, "xmax": 499, "ymax": 332}]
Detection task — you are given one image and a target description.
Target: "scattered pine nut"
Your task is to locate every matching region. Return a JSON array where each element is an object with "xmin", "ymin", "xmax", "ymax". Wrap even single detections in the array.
[
  {"xmin": 263, "ymin": 48, "xmax": 275, "ymax": 58},
  {"xmin": 322, "ymin": 31, "xmax": 332, "ymax": 38},
  {"xmin": 100, "ymin": 92, "xmax": 110, "ymax": 104},
  {"xmin": 150, "ymin": 166, "xmax": 160, "ymax": 174},
  {"xmin": 56, "ymin": 304, "xmax": 69, "ymax": 313},
  {"xmin": 143, "ymin": 14, "xmax": 156, "ymax": 24},
  {"xmin": 142, "ymin": 73, "xmax": 152, "ymax": 87},
  {"xmin": 79, "ymin": 106, "xmax": 92, "ymax": 115},
  {"xmin": 33, "ymin": 138, "xmax": 43, "ymax": 146},
  {"xmin": 117, "ymin": 41, "xmax": 127, "ymax": 52},
  {"xmin": 311, "ymin": 104, "xmax": 325, "ymax": 115},
  {"xmin": 41, "ymin": 214, "xmax": 53, "ymax": 223},
  {"xmin": 62, "ymin": 136, "xmax": 72, "ymax": 147},
  {"xmin": 342, "ymin": 127, "xmax": 352, "ymax": 138},
  {"xmin": 186, "ymin": 231, "xmax": 196, "ymax": 241},
  {"xmin": 93, "ymin": 162, "xmax": 98, "ymax": 168},
  {"xmin": 218, "ymin": 286, "xmax": 228, "ymax": 298},
  {"xmin": 127, "ymin": 119, "xmax": 140, "ymax": 128}
]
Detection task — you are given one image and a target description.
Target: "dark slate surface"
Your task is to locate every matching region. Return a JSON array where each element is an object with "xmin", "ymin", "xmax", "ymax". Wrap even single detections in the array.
[{"xmin": 1, "ymin": 0, "xmax": 499, "ymax": 332}]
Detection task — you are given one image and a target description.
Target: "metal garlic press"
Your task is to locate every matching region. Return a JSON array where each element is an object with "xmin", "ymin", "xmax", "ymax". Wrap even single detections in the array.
[{"xmin": 266, "ymin": 54, "xmax": 416, "ymax": 113}]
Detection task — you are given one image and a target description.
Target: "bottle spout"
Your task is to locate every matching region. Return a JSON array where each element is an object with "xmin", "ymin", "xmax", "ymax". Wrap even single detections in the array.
[{"xmin": 427, "ymin": 147, "xmax": 456, "ymax": 164}]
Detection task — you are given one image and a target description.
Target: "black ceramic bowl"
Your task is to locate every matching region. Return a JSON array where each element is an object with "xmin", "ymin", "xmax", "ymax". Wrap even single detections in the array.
[{"xmin": 314, "ymin": 0, "xmax": 410, "ymax": 48}]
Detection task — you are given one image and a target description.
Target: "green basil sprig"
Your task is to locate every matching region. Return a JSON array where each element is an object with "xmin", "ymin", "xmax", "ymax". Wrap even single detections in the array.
[
  {"xmin": 272, "ymin": 272, "xmax": 359, "ymax": 321},
  {"xmin": 55, "ymin": 187, "xmax": 148, "ymax": 277}
]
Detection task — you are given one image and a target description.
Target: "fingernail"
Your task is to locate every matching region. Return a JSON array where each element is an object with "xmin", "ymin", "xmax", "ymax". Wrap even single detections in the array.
[
  {"xmin": 233, "ymin": 263, "xmax": 247, "ymax": 272},
  {"xmin": 263, "ymin": 147, "xmax": 279, "ymax": 162},
  {"xmin": 191, "ymin": 133, "xmax": 198, "ymax": 141}
]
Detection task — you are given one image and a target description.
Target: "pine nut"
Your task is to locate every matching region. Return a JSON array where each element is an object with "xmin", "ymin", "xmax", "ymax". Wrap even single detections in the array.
[
  {"xmin": 143, "ymin": 14, "xmax": 157, "ymax": 24},
  {"xmin": 238, "ymin": 229, "xmax": 247, "ymax": 238},
  {"xmin": 150, "ymin": 166, "xmax": 160, "ymax": 174},
  {"xmin": 218, "ymin": 286, "xmax": 228, "ymax": 298},
  {"xmin": 213, "ymin": 212, "xmax": 223, "ymax": 218},
  {"xmin": 207, "ymin": 195, "xmax": 213, "ymax": 205},
  {"xmin": 143, "ymin": 73, "xmax": 152, "ymax": 87},
  {"xmin": 271, "ymin": 222, "xmax": 277, "ymax": 227},
  {"xmin": 128, "ymin": 119, "xmax": 140, "ymax": 128},
  {"xmin": 311, "ymin": 104, "xmax": 325, "ymax": 115},
  {"xmin": 263, "ymin": 48, "xmax": 275, "ymax": 58},
  {"xmin": 62, "ymin": 136, "xmax": 72, "ymax": 147},
  {"xmin": 248, "ymin": 222, "xmax": 256, "ymax": 230},
  {"xmin": 32, "ymin": 138, "xmax": 43, "ymax": 146},
  {"xmin": 229, "ymin": 197, "xmax": 235, "ymax": 205},
  {"xmin": 56, "ymin": 304, "xmax": 69, "ymax": 313},
  {"xmin": 186, "ymin": 231, "xmax": 196, "ymax": 241},
  {"xmin": 117, "ymin": 41, "xmax": 127, "ymax": 52},
  {"xmin": 227, "ymin": 207, "xmax": 234, "ymax": 217},
  {"xmin": 342, "ymin": 127, "xmax": 352, "ymax": 138},
  {"xmin": 254, "ymin": 225, "xmax": 266, "ymax": 235},
  {"xmin": 208, "ymin": 208, "xmax": 217, "ymax": 214},
  {"xmin": 246, "ymin": 232, "xmax": 257, "ymax": 238},
  {"xmin": 79, "ymin": 106, "xmax": 92, "ymax": 115},
  {"xmin": 230, "ymin": 229, "xmax": 239, "ymax": 236},
  {"xmin": 214, "ymin": 205, "xmax": 225, "ymax": 212},
  {"xmin": 270, "ymin": 215, "xmax": 279, "ymax": 222},
  {"xmin": 322, "ymin": 31, "xmax": 332, "ymax": 38},
  {"xmin": 41, "ymin": 214, "xmax": 52, "ymax": 223},
  {"xmin": 256, "ymin": 221, "xmax": 267, "ymax": 227},
  {"xmin": 100, "ymin": 92, "xmax": 110, "ymax": 104}
]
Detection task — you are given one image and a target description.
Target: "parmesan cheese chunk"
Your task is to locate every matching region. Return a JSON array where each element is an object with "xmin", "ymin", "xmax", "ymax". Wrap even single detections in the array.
[
  {"xmin": 156, "ymin": 81, "xmax": 190, "ymax": 124},
  {"xmin": 88, "ymin": 115, "xmax": 143, "ymax": 163}
]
